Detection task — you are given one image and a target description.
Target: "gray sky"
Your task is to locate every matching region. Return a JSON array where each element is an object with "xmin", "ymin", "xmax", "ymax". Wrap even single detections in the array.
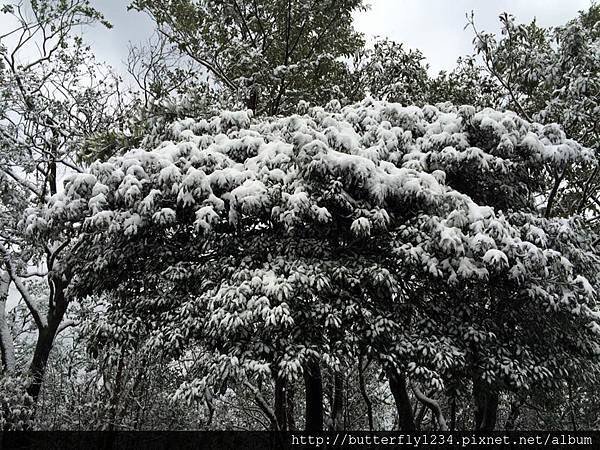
[{"xmin": 82, "ymin": 0, "xmax": 593, "ymax": 76}]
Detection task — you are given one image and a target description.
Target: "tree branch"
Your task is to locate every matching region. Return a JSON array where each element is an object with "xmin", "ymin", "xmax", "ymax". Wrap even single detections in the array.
[
  {"xmin": 56, "ymin": 319, "xmax": 77, "ymax": 335},
  {"xmin": 243, "ymin": 380, "xmax": 279, "ymax": 430},
  {"xmin": 0, "ymin": 166, "xmax": 43, "ymax": 197},
  {"xmin": 0, "ymin": 272, "xmax": 16, "ymax": 373},
  {"xmin": 0, "ymin": 243, "xmax": 47, "ymax": 329},
  {"xmin": 410, "ymin": 381, "xmax": 449, "ymax": 431}
]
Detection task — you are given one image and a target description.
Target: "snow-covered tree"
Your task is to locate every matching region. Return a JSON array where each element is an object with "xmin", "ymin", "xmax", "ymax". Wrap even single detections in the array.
[
  {"xmin": 29, "ymin": 98, "xmax": 600, "ymax": 431},
  {"xmin": 356, "ymin": 38, "xmax": 430, "ymax": 105},
  {"xmin": 428, "ymin": 56, "xmax": 502, "ymax": 108},
  {"xmin": 0, "ymin": 0, "xmax": 127, "ymax": 413},
  {"xmin": 131, "ymin": 0, "xmax": 367, "ymax": 116},
  {"xmin": 469, "ymin": 5, "xmax": 600, "ymax": 217}
]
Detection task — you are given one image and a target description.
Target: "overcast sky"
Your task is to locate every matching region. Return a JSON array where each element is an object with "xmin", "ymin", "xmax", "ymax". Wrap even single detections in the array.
[
  {"xmin": 81, "ymin": 0, "xmax": 594, "ymax": 76},
  {"xmin": 0, "ymin": 1, "xmax": 592, "ymax": 75}
]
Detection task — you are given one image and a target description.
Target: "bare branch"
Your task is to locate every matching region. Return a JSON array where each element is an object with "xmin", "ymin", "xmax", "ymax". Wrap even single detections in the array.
[
  {"xmin": 243, "ymin": 380, "xmax": 278, "ymax": 430},
  {"xmin": 0, "ymin": 166, "xmax": 43, "ymax": 197},
  {"xmin": 56, "ymin": 319, "xmax": 77, "ymax": 335},
  {"xmin": 410, "ymin": 381, "xmax": 449, "ymax": 431},
  {"xmin": 0, "ymin": 242, "xmax": 47, "ymax": 329},
  {"xmin": 19, "ymin": 270, "xmax": 48, "ymax": 278}
]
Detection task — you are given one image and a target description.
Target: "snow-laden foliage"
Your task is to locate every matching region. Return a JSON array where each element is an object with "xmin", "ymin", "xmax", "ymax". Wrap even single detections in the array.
[
  {"xmin": 131, "ymin": 0, "xmax": 367, "ymax": 116},
  {"xmin": 26, "ymin": 99, "xmax": 600, "ymax": 404},
  {"xmin": 469, "ymin": 6, "xmax": 600, "ymax": 219}
]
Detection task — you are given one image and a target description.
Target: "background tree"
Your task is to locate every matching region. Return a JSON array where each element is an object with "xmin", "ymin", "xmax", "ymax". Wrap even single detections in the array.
[
  {"xmin": 130, "ymin": 0, "xmax": 367, "ymax": 115},
  {"xmin": 468, "ymin": 5, "xmax": 600, "ymax": 217},
  {"xmin": 0, "ymin": 0, "xmax": 127, "ymax": 415},
  {"xmin": 358, "ymin": 38, "xmax": 430, "ymax": 105},
  {"xmin": 428, "ymin": 56, "xmax": 502, "ymax": 108}
]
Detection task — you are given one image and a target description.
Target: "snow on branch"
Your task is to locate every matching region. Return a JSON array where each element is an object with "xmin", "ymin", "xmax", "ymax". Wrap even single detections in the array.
[{"xmin": 0, "ymin": 242, "xmax": 47, "ymax": 330}]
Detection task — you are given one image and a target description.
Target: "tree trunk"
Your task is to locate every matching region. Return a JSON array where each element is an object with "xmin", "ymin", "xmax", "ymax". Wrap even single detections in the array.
[
  {"xmin": 358, "ymin": 357, "xmax": 374, "ymax": 430},
  {"xmin": 415, "ymin": 405, "xmax": 426, "ymax": 430},
  {"xmin": 568, "ymin": 381, "xmax": 578, "ymax": 431},
  {"xmin": 286, "ymin": 384, "xmax": 296, "ymax": 431},
  {"xmin": 473, "ymin": 378, "xmax": 499, "ymax": 431},
  {"xmin": 411, "ymin": 382, "xmax": 449, "ymax": 431},
  {"xmin": 243, "ymin": 380, "xmax": 278, "ymax": 430},
  {"xmin": 246, "ymin": 86, "xmax": 258, "ymax": 114},
  {"xmin": 450, "ymin": 392, "xmax": 457, "ymax": 431},
  {"xmin": 545, "ymin": 169, "xmax": 567, "ymax": 218},
  {"xmin": 303, "ymin": 358, "xmax": 323, "ymax": 431},
  {"xmin": 27, "ymin": 325, "xmax": 57, "ymax": 401},
  {"xmin": 273, "ymin": 374, "xmax": 287, "ymax": 431},
  {"xmin": 106, "ymin": 351, "xmax": 125, "ymax": 431},
  {"xmin": 505, "ymin": 399, "xmax": 521, "ymax": 430},
  {"xmin": 332, "ymin": 370, "xmax": 344, "ymax": 430},
  {"xmin": 26, "ymin": 278, "xmax": 68, "ymax": 403},
  {"xmin": 386, "ymin": 368, "xmax": 415, "ymax": 431},
  {"xmin": 0, "ymin": 274, "xmax": 16, "ymax": 373}
]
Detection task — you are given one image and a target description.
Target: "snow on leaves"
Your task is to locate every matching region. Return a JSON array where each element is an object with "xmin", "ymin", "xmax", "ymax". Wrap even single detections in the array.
[{"xmin": 26, "ymin": 98, "xmax": 600, "ymax": 397}]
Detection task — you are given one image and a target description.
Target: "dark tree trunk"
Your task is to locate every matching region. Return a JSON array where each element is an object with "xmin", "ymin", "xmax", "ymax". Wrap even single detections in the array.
[
  {"xmin": 473, "ymin": 378, "xmax": 499, "ymax": 431},
  {"xmin": 131, "ymin": 354, "xmax": 149, "ymax": 430},
  {"xmin": 48, "ymin": 159, "xmax": 57, "ymax": 196},
  {"xmin": 505, "ymin": 399, "xmax": 521, "ymax": 430},
  {"xmin": 273, "ymin": 374, "xmax": 287, "ymax": 431},
  {"xmin": 26, "ymin": 278, "xmax": 68, "ymax": 403},
  {"xmin": 27, "ymin": 324, "xmax": 58, "ymax": 401},
  {"xmin": 107, "ymin": 351, "xmax": 125, "ymax": 431},
  {"xmin": 415, "ymin": 405, "xmax": 426, "ymax": 430},
  {"xmin": 303, "ymin": 358, "xmax": 323, "ymax": 431},
  {"xmin": 358, "ymin": 358, "xmax": 374, "ymax": 430},
  {"xmin": 286, "ymin": 384, "xmax": 296, "ymax": 431},
  {"xmin": 285, "ymin": 384, "xmax": 296, "ymax": 431},
  {"xmin": 450, "ymin": 392, "xmax": 457, "ymax": 431},
  {"xmin": 246, "ymin": 87, "xmax": 258, "ymax": 114},
  {"xmin": 386, "ymin": 368, "xmax": 416, "ymax": 431},
  {"xmin": 545, "ymin": 169, "xmax": 567, "ymax": 218},
  {"xmin": 332, "ymin": 371, "xmax": 344, "ymax": 430},
  {"xmin": 568, "ymin": 381, "xmax": 578, "ymax": 431}
]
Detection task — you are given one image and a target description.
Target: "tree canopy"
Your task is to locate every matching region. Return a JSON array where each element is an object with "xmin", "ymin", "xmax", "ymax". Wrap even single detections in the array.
[{"xmin": 25, "ymin": 99, "xmax": 600, "ymax": 430}]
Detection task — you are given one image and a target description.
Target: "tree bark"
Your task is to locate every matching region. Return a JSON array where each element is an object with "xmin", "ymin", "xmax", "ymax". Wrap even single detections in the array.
[
  {"xmin": 357, "ymin": 357, "xmax": 374, "ymax": 430},
  {"xmin": 26, "ymin": 277, "xmax": 69, "ymax": 403},
  {"xmin": 411, "ymin": 382, "xmax": 449, "ymax": 431},
  {"xmin": 106, "ymin": 351, "xmax": 125, "ymax": 431},
  {"xmin": 568, "ymin": 381, "xmax": 578, "ymax": 431},
  {"xmin": 473, "ymin": 378, "xmax": 499, "ymax": 431},
  {"xmin": 332, "ymin": 370, "xmax": 344, "ymax": 430},
  {"xmin": 286, "ymin": 384, "xmax": 296, "ymax": 431},
  {"xmin": 545, "ymin": 169, "xmax": 567, "ymax": 218},
  {"xmin": 246, "ymin": 85, "xmax": 259, "ymax": 114},
  {"xmin": 450, "ymin": 391, "xmax": 457, "ymax": 431},
  {"xmin": 386, "ymin": 368, "xmax": 416, "ymax": 431},
  {"xmin": 415, "ymin": 404, "xmax": 427, "ymax": 430},
  {"xmin": 243, "ymin": 380, "xmax": 278, "ymax": 429},
  {"xmin": 0, "ymin": 273, "xmax": 16, "ymax": 373},
  {"xmin": 505, "ymin": 399, "xmax": 521, "ymax": 430},
  {"xmin": 303, "ymin": 358, "xmax": 323, "ymax": 431},
  {"xmin": 273, "ymin": 374, "xmax": 287, "ymax": 431}
]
